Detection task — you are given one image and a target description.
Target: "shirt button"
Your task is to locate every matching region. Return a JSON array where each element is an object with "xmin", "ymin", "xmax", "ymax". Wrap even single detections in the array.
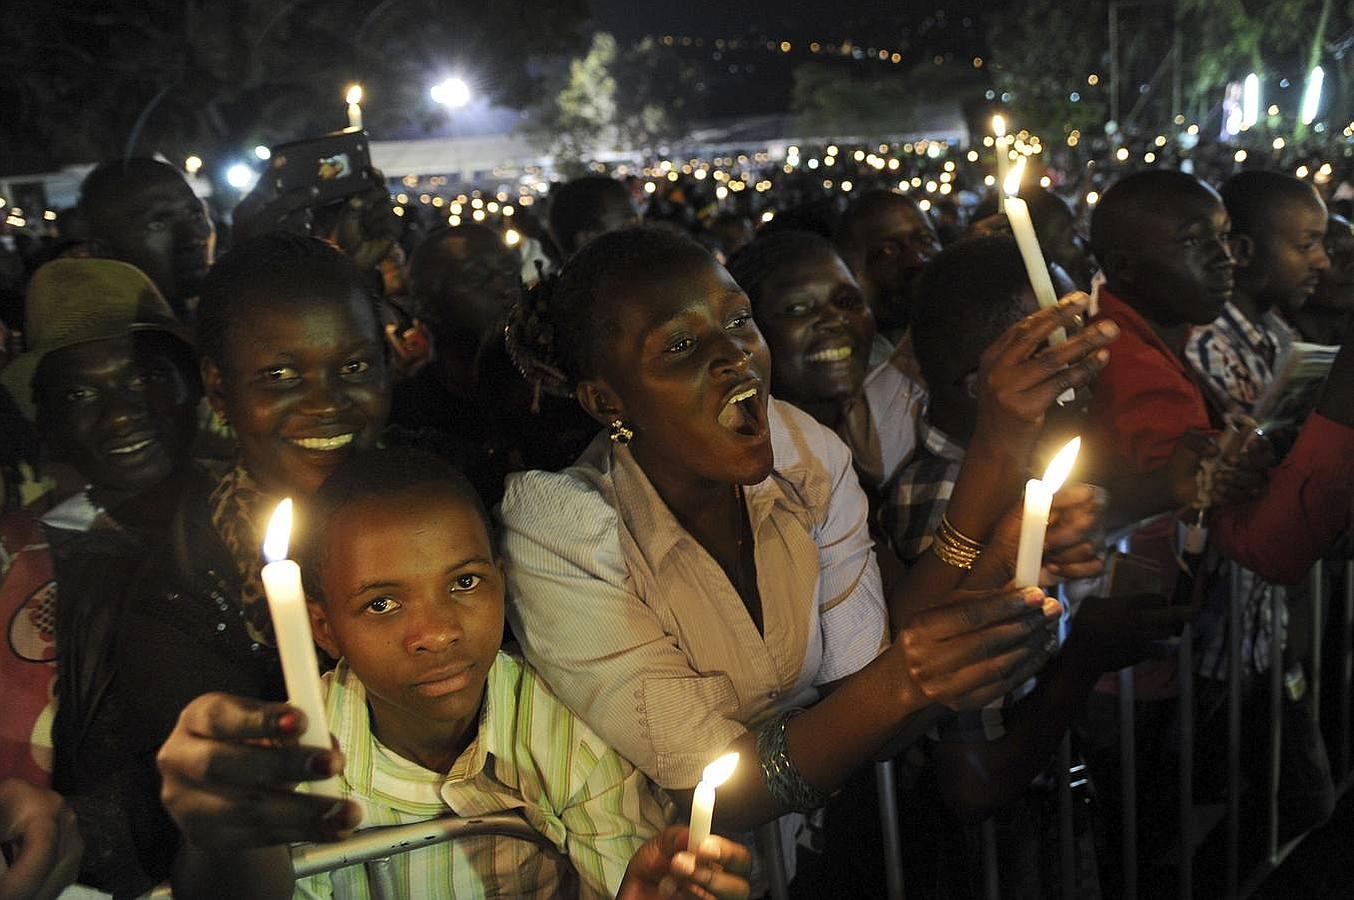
[
  {"xmin": 216, "ymin": 622, "xmax": 226, "ymax": 632},
  {"xmin": 768, "ymin": 690, "xmax": 780, "ymax": 700}
]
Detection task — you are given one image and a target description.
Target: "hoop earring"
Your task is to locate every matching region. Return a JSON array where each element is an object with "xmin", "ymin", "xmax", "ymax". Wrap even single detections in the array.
[{"xmin": 609, "ymin": 419, "xmax": 635, "ymax": 445}]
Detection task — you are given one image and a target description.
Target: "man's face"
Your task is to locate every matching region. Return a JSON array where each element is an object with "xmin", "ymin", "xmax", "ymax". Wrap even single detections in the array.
[
  {"xmin": 37, "ymin": 333, "xmax": 197, "ymax": 501},
  {"xmin": 842, "ymin": 200, "xmax": 941, "ymax": 332},
  {"xmin": 91, "ymin": 172, "xmax": 216, "ymax": 306},
  {"xmin": 1248, "ymin": 195, "xmax": 1329, "ymax": 317},
  {"xmin": 1124, "ymin": 193, "xmax": 1235, "ymax": 327},
  {"xmin": 1313, "ymin": 216, "xmax": 1354, "ymax": 312}
]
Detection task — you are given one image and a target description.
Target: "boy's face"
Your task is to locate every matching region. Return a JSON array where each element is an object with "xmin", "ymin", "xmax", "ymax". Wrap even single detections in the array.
[
  {"xmin": 842, "ymin": 200, "xmax": 942, "ymax": 332},
  {"xmin": 37, "ymin": 332, "xmax": 197, "ymax": 501},
  {"xmin": 1245, "ymin": 194, "xmax": 1329, "ymax": 317},
  {"xmin": 1123, "ymin": 193, "xmax": 1235, "ymax": 327},
  {"xmin": 311, "ymin": 487, "xmax": 504, "ymax": 755},
  {"xmin": 90, "ymin": 171, "xmax": 216, "ymax": 305}
]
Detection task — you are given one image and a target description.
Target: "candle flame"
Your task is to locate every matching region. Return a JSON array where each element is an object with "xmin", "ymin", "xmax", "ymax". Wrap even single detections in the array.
[
  {"xmin": 702, "ymin": 752, "xmax": 739, "ymax": 788},
  {"xmin": 1004, "ymin": 155, "xmax": 1026, "ymax": 198},
  {"xmin": 263, "ymin": 498, "xmax": 294, "ymax": 563},
  {"xmin": 1041, "ymin": 437, "xmax": 1081, "ymax": 493},
  {"xmin": 992, "ymin": 114, "xmax": 1006, "ymax": 138},
  {"xmin": 345, "ymin": 84, "xmax": 363, "ymax": 105}
]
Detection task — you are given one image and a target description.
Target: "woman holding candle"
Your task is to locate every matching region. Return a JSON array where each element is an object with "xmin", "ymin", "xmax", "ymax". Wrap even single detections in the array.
[
  {"xmin": 59, "ymin": 233, "xmax": 392, "ymax": 892},
  {"xmin": 498, "ymin": 227, "xmax": 1118, "ymax": 874}
]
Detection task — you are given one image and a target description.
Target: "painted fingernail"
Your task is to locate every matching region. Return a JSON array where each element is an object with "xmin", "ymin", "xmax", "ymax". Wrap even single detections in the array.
[
  {"xmin": 276, "ymin": 711, "xmax": 300, "ymax": 734},
  {"xmin": 673, "ymin": 851, "xmax": 697, "ymax": 876},
  {"xmin": 309, "ymin": 752, "xmax": 337, "ymax": 777},
  {"xmin": 1022, "ymin": 587, "xmax": 1046, "ymax": 604},
  {"xmin": 1042, "ymin": 597, "xmax": 1063, "ymax": 618}
]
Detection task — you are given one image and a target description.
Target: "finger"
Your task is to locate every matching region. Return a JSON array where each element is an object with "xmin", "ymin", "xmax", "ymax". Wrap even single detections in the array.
[
  {"xmin": 941, "ymin": 635, "xmax": 1059, "ymax": 710},
  {"xmin": 1025, "ymin": 347, "xmax": 1112, "ymax": 407},
  {"xmin": 1045, "ymin": 558, "xmax": 1106, "ymax": 581},
  {"xmin": 179, "ymin": 693, "xmax": 306, "ymax": 743},
  {"xmin": 696, "ymin": 836, "xmax": 752, "ymax": 877},
  {"xmin": 172, "ymin": 737, "xmax": 342, "ymax": 790},
  {"xmin": 989, "ymin": 294, "xmax": 1091, "ymax": 364},
  {"xmin": 28, "ymin": 807, "xmax": 82, "ymax": 900},
  {"xmin": 909, "ymin": 587, "xmax": 1048, "ymax": 640},
  {"xmin": 912, "ymin": 608, "xmax": 1055, "ymax": 678},
  {"xmin": 177, "ymin": 787, "xmax": 361, "ymax": 849},
  {"xmin": 0, "ymin": 809, "xmax": 60, "ymax": 900},
  {"xmin": 673, "ymin": 851, "xmax": 751, "ymax": 900}
]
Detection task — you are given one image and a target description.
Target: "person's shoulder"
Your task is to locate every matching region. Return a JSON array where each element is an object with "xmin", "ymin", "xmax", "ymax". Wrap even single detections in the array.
[
  {"xmin": 499, "ymin": 448, "xmax": 619, "ymax": 539},
  {"xmin": 769, "ymin": 396, "xmax": 853, "ymax": 476}
]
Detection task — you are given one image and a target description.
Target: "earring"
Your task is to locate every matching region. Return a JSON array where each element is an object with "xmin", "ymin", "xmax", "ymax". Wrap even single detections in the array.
[{"xmin": 609, "ymin": 419, "xmax": 635, "ymax": 445}]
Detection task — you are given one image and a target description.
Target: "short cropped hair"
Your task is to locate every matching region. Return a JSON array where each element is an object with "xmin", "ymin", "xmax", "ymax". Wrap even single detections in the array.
[
  {"xmin": 548, "ymin": 176, "xmax": 634, "ymax": 255},
  {"xmin": 195, "ymin": 232, "xmax": 376, "ymax": 368},
  {"xmin": 1089, "ymin": 170, "xmax": 1220, "ymax": 272},
  {"xmin": 911, "ymin": 236, "xmax": 1031, "ymax": 387},
  {"xmin": 298, "ymin": 446, "xmax": 492, "ymax": 604},
  {"xmin": 1220, "ymin": 170, "xmax": 1323, "ymax": 238}
]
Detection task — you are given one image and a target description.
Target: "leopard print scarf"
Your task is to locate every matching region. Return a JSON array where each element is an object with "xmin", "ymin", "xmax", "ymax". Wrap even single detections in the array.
[{"xmin": 208, "ymin": 461, "xmax": 277, "ymax": 647}]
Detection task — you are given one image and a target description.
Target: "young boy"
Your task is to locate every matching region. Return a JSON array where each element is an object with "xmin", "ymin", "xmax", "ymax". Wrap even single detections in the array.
[
  {"xmin": 156, "ymin": 448, "xmax": 750, "ymax": 900},
  {"xmin": 1292, "ymin": 214, "xmax": 1354, "ymax": 344}
]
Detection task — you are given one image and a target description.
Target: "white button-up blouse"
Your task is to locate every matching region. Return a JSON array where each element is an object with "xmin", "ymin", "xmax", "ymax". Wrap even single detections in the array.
[{"xmin": 499, "ymin": 397, "xmax": 889, "ymax": 789}]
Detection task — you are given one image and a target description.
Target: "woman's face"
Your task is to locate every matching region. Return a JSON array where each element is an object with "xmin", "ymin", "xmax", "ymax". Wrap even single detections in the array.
[
  {"xmin": 205, "ymin": 290, "xmax": 391, "ymax": 496},
  {"xmin": 752, "ymin": 248, "xmax": 875, "ymax": 409},
  {"xmin": 586, "ymin": 253, "xmax": 775, "ymax": 487}
]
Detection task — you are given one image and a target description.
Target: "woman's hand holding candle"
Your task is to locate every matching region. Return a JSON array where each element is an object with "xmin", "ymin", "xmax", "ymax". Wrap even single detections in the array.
[
  {"xmin": 261, "ymin": 499, "xmax": 340, "ymax": 794},
  {"xmin": 688, "ymin": 753, "xmax": 739, "ymax": 852},
  {"xmin": 1015, "ymin": 437, "xmax": 1082, "ymax": 587}
]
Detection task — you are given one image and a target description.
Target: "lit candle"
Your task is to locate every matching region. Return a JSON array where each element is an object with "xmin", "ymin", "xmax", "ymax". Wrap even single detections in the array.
[
  {"xmin": 992, "ymin": 115, "xmax": 1009, "ymax": 213},
  {"xmin": 261, "ymin": 499, "xmax": 339, "ymax": 793},
  {"xmin": 688, "ymin": 752, "xmax": 739, "ymax": 852},
  {"xmin": 345, "ymin": 84, "xmax": 364, "ymax": 131},
  {"xmin": 1003, "ymin": 157, "xmax": 1066, "ymax": 346},
  {"xmin": 1015, "ymin": 437, "xmax": 1081, "ymax": 587}
]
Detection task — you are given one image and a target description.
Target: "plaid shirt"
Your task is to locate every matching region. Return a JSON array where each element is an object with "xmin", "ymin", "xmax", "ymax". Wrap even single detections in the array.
[
  {"xmin": 882, "ymin": 415, "xmax": 1079, "ymax": 742},
  {"xmin": 881, "ymin": 416, "xmax": 966, "ymax": 563},
  {"xmin": 1185, "ymin": 303, "xmax": 1290, "ymax": 678}
]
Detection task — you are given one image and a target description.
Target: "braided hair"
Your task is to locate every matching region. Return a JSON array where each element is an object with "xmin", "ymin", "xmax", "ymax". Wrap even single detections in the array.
[
  {"xmin": 504, "ymin": 225, "xmax": 712, "ymax": 405},
  {"xmin": 726, "ymin": 229, "xmax": 841, "ymax": 305}
]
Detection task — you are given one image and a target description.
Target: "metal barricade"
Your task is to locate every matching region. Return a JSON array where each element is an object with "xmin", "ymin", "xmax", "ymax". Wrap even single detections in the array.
[
  {"xmin": 971, "ymin": 529, "xmax": 1353, "ymax": 900},
  {"xmin": 143, "ymin": 812, "xmax": 554, "ymax": 899}
]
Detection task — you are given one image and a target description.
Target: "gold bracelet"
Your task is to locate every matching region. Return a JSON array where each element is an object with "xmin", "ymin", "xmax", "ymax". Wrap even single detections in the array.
[
  {"xmin": 939, "ymin": 515, "xmax": 985, "ymax": 552},
  {"xmin": 930, "ymin": 532, "xmax": 981, "ymax": 569}
]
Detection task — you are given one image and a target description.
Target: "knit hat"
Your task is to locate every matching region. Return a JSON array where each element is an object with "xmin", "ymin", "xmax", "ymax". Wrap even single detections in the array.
[{"xmin": 0, "ymin": 258, "xmax": 192, "ymax": 421}]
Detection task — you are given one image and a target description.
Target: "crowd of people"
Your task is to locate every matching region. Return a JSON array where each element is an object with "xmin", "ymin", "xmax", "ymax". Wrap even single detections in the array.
[{"xmin": 0, "ymin": 114, "xmax": 1352, "ymax": 900}]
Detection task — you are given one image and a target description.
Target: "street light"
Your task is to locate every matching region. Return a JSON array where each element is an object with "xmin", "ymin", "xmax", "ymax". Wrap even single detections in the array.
[
  {"xmin": 1242, "ymin": 73, "xmax": 1261, "ymax": 130},
  {"xmin": 430, "ymin": 76, "xmax": 471, "ymax": 108},
  {"xmin": 225, "ymin": 163, "xmax": 258, "ymax": 191},
  {"xmin": 184, "ymin": 155, "xmax": 203, "ymax": 175},
  {"xmin": 1302, "ymin": 66, "xmax": 1325, "ymax": 125},
  {"xmin": 254, "ymin": 145, "xmax": 271, "ymax": 161}
]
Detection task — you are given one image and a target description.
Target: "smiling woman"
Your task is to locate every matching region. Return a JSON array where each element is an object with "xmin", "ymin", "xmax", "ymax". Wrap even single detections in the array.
[{"xmin": 56, "ymin": 234, "xmax": 394, "ymax": 894}]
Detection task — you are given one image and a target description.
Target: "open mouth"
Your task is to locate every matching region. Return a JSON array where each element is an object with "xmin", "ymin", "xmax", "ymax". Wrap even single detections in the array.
[
  {"xmin": 106, "ymin": 437, "xmax": 157, "ymax": 456},
  {"xmin": 806, "ymin": 344, "xmax": 853, "ymax": 363},
  {"xmin": 716, "ymin": 382, "xmax": 769, "ymax": 438},
  {"xmin": 289, "ymin": 433, "xmax": 356, "ymax": 452}
]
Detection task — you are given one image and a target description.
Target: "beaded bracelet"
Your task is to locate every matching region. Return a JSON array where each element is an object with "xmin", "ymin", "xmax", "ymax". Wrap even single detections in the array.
[{"xmin": 756, "ymin": 709, "xmax": 828, "ymax": 814}]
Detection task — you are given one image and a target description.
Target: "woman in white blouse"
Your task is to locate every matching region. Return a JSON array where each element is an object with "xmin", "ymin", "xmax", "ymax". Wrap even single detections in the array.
[{"xmin": 499, "ymin": 227, "xmax": 1116, "ymax": 832}]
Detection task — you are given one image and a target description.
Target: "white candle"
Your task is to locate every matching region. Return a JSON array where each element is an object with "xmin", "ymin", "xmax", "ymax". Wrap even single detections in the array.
[
  {"xmin": 993, "ymin": 115, "xmax": 1009, "ymax": 213},
  {"xmin": 345, "ymin": 85, "xmax": 364, "ymax": 131},
  {"xmin": 261, "ymin": 499, "xmax": 340, "ymax": 793},
  {"xmin": 688, "ymin": 752, "xmax": 739, "ymax": 852},
  {"xmin": 1014, "ymin": 437, "xmax": 1081, "ymax": 587}
]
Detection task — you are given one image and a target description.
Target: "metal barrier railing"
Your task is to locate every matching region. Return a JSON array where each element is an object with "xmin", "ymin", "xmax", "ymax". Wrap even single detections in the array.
[
  {"xmin": 920, "ymin": 550, "xmax": 1354, "ymax": 900},
  {"xmin": 142, "ymin": 812, "xmax": 554, "ymax": 899}
]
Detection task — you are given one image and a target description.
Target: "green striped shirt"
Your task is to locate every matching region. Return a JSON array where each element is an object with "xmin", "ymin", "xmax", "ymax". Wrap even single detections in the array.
[{"xmin": 296, "ymin": 651, "xmax": 671, "ymax": 899}]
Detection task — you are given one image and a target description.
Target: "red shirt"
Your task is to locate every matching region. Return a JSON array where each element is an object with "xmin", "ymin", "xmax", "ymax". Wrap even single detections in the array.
[
  {"xmin": 1090, "ymin": 287, "xmax": 1354, "ymax": 585},
  {"xmin": 0, "ymin": 509, "xmax": 57, "ymax": 787}
]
